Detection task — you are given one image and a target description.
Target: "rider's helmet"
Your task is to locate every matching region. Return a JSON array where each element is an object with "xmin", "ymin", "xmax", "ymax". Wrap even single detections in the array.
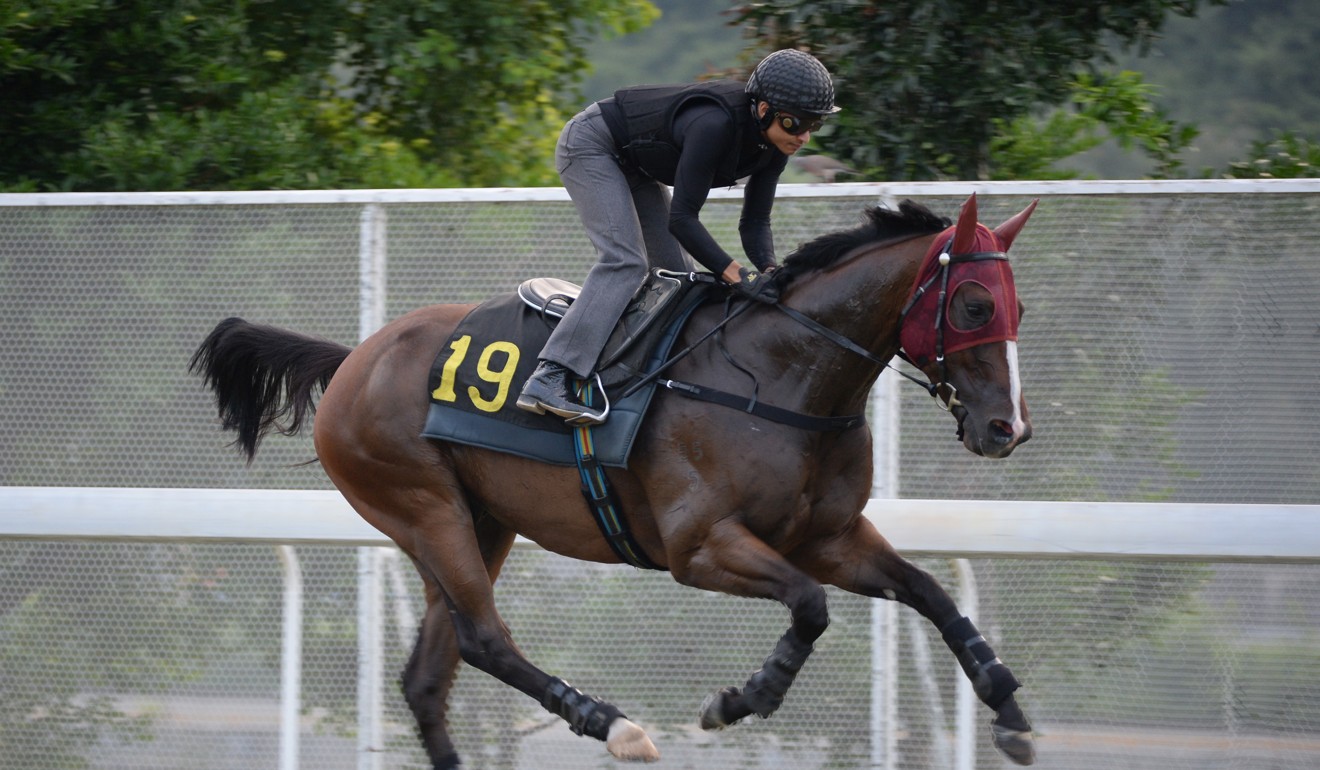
[{"xmin": 745, "ymin": 49, "xmax": 841, "ymax": 118}]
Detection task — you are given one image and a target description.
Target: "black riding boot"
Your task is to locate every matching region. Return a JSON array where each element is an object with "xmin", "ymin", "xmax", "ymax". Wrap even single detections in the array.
[{"xmin": 516, "ymin": 360, "xmax": 607, "ymax": 425}]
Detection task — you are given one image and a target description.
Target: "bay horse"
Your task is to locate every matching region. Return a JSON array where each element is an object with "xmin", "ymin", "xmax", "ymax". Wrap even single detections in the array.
[{"xmin": 191, "ymin": 194, "xmax": 1038, "ymax": 767}]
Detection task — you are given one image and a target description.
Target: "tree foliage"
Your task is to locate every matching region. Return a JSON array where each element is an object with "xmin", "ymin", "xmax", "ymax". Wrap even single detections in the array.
[
  {"xmin": 731, "ymin": 0, "xmax": 1223, "ymax": 180},
  {"xmin": 1224, "ymin": 131, "xmax": 1320, "ymax": 179},
  {"xmin": 0, "ymin": 0, "xmax": 657, "ymax": 191},
  {"xmin": 991, "ymin": 70, "xmax": 1199, "ymax": 180}
]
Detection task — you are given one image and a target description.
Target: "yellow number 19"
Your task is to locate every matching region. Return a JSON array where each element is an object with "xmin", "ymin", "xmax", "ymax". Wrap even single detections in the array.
[{"xmin": 430, "ymin": 335, "xmax": 522, "ymax": 413}]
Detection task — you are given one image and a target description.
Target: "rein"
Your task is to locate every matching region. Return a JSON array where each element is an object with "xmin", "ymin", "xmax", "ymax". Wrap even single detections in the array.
[
  {"xmin": 622, "ymin": 239, "xmax": 1014, "ymax": 428},
  {"xmin": 774, "ymin": 302, "xmax": 940, "ymax": 400}
]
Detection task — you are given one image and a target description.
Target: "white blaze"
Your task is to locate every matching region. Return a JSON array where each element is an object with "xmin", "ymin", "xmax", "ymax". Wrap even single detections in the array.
[{"xmin": 1005, "ymin": 341, "xmax": 1026, "ymax": 437}]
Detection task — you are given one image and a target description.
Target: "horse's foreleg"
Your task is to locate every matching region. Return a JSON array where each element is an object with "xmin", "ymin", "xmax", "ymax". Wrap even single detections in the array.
[
  {"xmin": 666, "ymin": 520, "xmax": 828, "ymax": 731},
  {"xmin": 802, "ymin": 519, "xmax": 1036, "ymax": 766}
]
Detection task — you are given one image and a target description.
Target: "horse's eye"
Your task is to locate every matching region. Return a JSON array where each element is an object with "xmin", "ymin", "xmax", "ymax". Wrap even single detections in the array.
[
  {"xmin": 950, "ymin": 282, "xmax": 996, "ymax": 331},
  {"xmin": 951, "ymin": 298, "xmax": 994, "ymax": 331}
]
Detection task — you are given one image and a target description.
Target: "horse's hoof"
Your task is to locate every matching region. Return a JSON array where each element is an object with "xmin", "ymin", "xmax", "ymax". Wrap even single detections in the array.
[
  {"xmin": 606, "ymin": 718, "xmax": 659, "ymax": 762},
  {"xmin": 990, "ymin": 722, "xmax": 1036, "ymax": 766},
  {"xmin": 698, "ymin": 686, "xmax": 743, "ymax": 731}
]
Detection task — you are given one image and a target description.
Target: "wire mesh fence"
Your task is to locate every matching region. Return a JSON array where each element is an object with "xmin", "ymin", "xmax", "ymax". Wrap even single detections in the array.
[
  {"xmin": 2, "ymin": 182, "xmax": 1319, "ymax": 768},
  {"xmin": 2, "ymin": 540, "xmax": 1317, "ymax": 770}
]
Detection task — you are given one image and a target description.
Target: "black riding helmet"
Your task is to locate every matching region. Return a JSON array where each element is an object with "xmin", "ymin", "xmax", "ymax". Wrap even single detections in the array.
[{"xmin": 745, "ymin": 49, "xmax": 841, "ymax": 119}]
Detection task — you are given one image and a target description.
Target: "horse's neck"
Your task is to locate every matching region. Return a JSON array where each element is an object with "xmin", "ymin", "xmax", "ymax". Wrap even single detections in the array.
[{"xmin": 766, "ymin": 237, "xmax": 927, "ymax": 414}]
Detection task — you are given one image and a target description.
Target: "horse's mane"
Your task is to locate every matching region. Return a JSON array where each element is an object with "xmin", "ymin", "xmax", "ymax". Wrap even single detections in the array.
[{"xmin": 778, "ymin": 200, "xmax": 950, "ymax": 281}]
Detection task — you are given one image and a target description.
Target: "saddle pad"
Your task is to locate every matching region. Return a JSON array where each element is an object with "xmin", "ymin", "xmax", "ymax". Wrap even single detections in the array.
[{"xmin": 420, "ymin": 291, "xmax": 688, "ymax": 468}]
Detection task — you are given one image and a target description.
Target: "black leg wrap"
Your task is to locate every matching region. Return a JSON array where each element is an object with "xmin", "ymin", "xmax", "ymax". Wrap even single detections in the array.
[
  {"xmin": 941, "ymin": 616, "xmax": 1020, "ymax": 710},
  {"xmin": 541, "ymin": 678, "xmax": 623, "ymax": 741},
  {"xmin": 741, "ymin": 632, "xmax": 814, "ymax": 719}
]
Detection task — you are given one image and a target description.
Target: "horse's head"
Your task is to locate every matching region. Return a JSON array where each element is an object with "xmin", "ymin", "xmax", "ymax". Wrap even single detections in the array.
[{"xmin": 899, "ymin": 194, "xmax": 1036, "ymax": 458}]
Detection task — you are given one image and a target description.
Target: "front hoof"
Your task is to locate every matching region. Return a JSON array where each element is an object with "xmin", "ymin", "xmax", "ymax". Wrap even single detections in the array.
[
  {"xmin": 990, "ymin": 721, "xmax": 1036, "ymax": 766},
  {"xmin": 699, "ymin": 686, "xmax": 747, "ymax": 731},
  {"xmin": 606, "ymin": 718, "xmax": 659, "ymax": 762}
]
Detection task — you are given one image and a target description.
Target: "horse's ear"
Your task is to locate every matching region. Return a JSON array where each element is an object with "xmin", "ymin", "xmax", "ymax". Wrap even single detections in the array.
[
  {"xmin": 950, "ymin": 193, "xmax": 980, "ymax": 255},
  {"xmin": 993, "ymin": 199, "xmax": 1039, "ymax": 251}
]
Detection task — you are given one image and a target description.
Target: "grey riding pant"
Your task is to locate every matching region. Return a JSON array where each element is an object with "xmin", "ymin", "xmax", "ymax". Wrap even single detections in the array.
[{"xmin": 537, "ymin": 103, "xmax": 694, "ymax": 377}]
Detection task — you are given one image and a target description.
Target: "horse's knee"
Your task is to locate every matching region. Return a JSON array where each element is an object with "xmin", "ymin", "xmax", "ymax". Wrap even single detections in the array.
[{"xmin": 791, "ymin": 582, "xmax": 830, "ymax": 643}]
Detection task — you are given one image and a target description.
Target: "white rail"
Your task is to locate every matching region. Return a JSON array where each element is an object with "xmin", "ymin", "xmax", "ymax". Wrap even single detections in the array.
[
  {"xmin": 5, "ymin": 486, "xmax": 1319, "ymax": 770},
  {"xmin": 5, "ymin": 486, "xmax": 1318, "ymax": 562},
  {"xmin": 4, "ymin": 178, "xmax": 1320, "ymax": 208}
]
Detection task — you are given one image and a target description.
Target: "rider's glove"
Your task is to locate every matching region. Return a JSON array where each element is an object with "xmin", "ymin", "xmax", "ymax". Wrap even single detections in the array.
[{"xmin": 732, "ymin": 266, "xmax": 780, "ymax": 304}]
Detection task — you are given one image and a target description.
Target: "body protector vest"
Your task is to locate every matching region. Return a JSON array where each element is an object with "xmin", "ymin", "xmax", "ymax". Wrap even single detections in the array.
[{"xmin": 604, "ymin": 80, "xmax": 763, "ymax": 187}]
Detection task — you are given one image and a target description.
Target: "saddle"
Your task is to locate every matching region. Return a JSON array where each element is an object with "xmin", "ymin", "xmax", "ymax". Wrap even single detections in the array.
[
  {"xmin": 517, "ymin": 269, "xmax": 705, "ymax": 389},
  {"xmin": 421, "ymin": 269, "xmax": 717, "ymax": 467}
]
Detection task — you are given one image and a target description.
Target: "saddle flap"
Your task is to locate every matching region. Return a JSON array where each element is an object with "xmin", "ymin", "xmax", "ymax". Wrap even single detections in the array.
[
  {"xmin": 598, "ymin": 269, "xmax": 688, "ymax": 372},
  {"xmin": 518, "ymin": 277, "xmax": 581, "ymax": 319}
]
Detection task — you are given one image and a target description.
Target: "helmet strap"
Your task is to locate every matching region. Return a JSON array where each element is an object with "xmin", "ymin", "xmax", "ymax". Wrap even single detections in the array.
[{"xmin": 752, "ymin": 100, "xmax": 774, "ymax": 130}]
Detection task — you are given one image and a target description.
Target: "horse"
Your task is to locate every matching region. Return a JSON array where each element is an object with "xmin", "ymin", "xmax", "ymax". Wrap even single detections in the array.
[{"xmin": 191, "ymin": 193, "xmax": 1039, "ymax": 767}]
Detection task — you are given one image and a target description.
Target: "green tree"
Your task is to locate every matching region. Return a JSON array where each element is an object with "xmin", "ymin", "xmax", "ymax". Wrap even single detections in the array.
[
  {"xmin": 0, "ymin": 0, "xmax": 657, "ymax": 191},
  {"xmin": 1224, "ymin": 131, "xmax": 1320, "ymax": 178},
  {"xmin": 1112, "ymin": 0, "xmax": 1320, "ymax": 174},
  {"xmin": 730, "ymin": 0, "xmax": 1224, "ymax": 180},
  {"xmin": 992, "ymin": 70, "xmax": 1199, "ymax": 180}
]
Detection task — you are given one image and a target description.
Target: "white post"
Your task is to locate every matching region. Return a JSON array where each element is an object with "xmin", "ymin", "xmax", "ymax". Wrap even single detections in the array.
[
  {"xmin": 356, "ymin": 203, "xmax": 388, "ymax": 770},
  {"xmin": 870, "ymin": 368, "xmax": 901, "ymax": 770},
  {"xmin": 359, "ymin": 204, "xmax": 387, "ymax": 339},
  {"xmin": 953, "ymin": 559, "xmax": 979, "ymax": 770},
  {"xmin": 278, "ymin": 546, "xmax": 303, "ymax": 770},
  {"xmin": 357, "ymin": 549, "xmax": 385, "ymax": 770}
]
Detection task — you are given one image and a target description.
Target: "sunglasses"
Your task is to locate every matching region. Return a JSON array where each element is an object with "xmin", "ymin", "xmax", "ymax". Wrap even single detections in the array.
[{"xmin": 774, "ymin": 111, "xmax": 826, "ymax": 136}]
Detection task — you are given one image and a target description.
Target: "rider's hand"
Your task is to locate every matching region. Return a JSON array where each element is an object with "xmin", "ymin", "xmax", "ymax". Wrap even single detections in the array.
[{"xmin": 731, "ymin": 266, "xmax": 780, "ymax": 304}]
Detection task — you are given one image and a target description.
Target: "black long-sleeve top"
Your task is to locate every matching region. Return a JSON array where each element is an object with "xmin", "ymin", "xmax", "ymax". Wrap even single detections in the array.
[{"xmin": 667, "ymin": 102, "xmax": 786, "ymax": 274}]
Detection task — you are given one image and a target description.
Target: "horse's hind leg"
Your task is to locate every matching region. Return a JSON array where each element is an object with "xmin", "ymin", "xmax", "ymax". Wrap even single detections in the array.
[
  {"xmin": 399, "ymin": 509, "xmax": 515, "ymax": 769},
  {"xmin": 332, "ymin": 470, "xmax": 658, "ymax": 765},
  {"xmin": 800, "ymin": 518, "xmax": 1036, "ymax": 766},
  {"xmin": 402, "ymin": 582, "xmax": 464, "ymax": 769}
]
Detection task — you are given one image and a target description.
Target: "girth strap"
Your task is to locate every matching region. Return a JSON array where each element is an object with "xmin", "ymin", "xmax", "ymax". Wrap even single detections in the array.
[{"xmin": 572, "ymin": 382, "xmax": 664, "ymax": 571}]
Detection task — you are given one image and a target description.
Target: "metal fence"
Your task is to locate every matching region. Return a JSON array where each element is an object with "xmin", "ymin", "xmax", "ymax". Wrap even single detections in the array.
[{"xmin": 3, "ymin": 180, "xmax": 1320, "ymax": 769}]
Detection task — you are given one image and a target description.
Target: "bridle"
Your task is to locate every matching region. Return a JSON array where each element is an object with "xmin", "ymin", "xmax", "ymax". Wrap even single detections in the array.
[
  {"xmin": 777, "ymin": 238, "xmax": 1012, "ymax": 412},
  {"xmin": 896, "ymin": 241, "xmax": 1013, "ymax": 410}
]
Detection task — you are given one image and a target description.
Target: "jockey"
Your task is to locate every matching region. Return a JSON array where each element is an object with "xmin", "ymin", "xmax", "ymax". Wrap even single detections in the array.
[{"xmin": 517, "ymin": 49, "xmax": 841, "ymax": 425}]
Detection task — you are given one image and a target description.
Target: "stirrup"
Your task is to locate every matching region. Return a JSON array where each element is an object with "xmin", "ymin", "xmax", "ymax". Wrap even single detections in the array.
[{"xmin": 565, "ymin": 373, "xmax": 610, "ymax": 426}]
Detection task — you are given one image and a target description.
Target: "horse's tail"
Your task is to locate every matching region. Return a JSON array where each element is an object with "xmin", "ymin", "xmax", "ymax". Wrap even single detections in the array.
[{"xmin": 189, "ymin": 317, "xmax": 352, "ymax": 463}]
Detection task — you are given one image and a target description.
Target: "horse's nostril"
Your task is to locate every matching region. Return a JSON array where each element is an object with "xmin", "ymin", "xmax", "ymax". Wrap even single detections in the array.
[{"xmin": 989, "ymin": 419, "xmax": 1016, "ymax": 444}]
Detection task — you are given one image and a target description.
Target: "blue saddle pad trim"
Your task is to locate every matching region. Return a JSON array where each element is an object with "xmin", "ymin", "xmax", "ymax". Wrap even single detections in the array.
[{"xmin": 421, "ymin": 379, "xmax": 657, "ymax": 467}]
